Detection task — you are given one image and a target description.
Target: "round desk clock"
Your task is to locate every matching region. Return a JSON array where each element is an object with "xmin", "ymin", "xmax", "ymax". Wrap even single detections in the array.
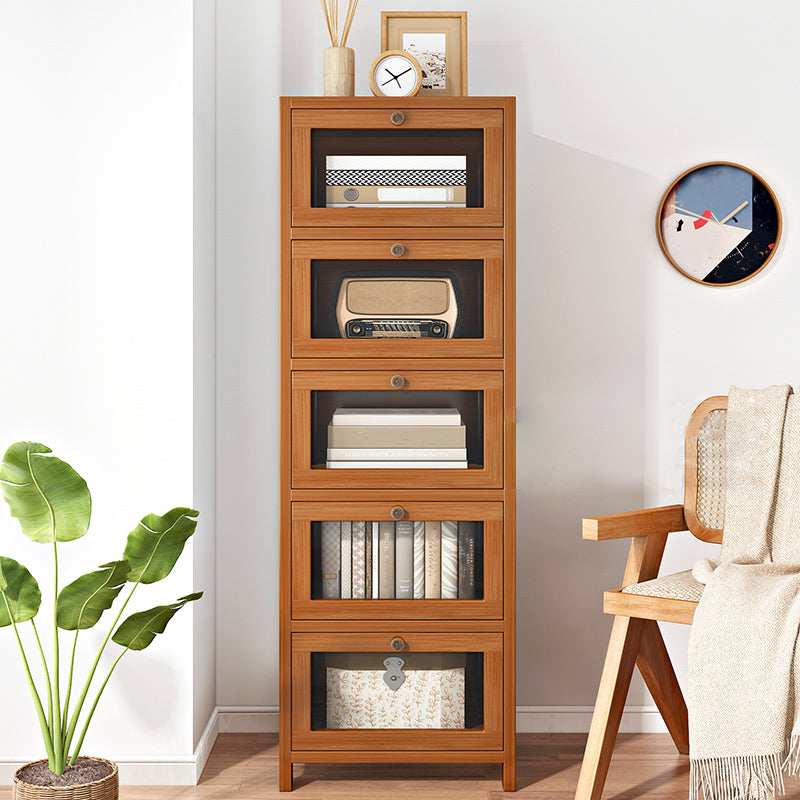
[
  {"xmin": 656, "ymin": 162, "xmax": 781, "ymax": 286},
  {"xmin": 368, "ymin": 50, "xmax": 423, "ymax": 97}
]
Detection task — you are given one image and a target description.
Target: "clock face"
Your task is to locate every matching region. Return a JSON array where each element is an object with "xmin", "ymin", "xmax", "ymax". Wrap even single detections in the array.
[
  {"xmin": 657, "ymin": 163, "xmax": 781, "ymax": 285},
  {"xmin": 371, "ymin": 53, "xmax": 421, "ymax": 97}
]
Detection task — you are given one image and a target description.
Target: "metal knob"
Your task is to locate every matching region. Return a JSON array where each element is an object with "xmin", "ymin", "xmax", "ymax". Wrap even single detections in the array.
[
  {"xmin": 390, "ymin": 374, "xmax": 405, "ymax": 389},
  {"xmin": 390, "ymin": 111, "xmax": 405, "ymax": 126},
  {"xmin": 390, "ymin": 637, "xmax": 406, "ymax": 652},
  {"xmin": 391, "ymin": 505, "xmax": 405, "ymax": 520},
  {"xmin": 390, "ymin": 243, "xmax": 406, "ymax": 257}
]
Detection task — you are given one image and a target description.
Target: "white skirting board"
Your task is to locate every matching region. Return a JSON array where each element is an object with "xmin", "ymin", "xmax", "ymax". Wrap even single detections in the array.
[
  {"xmin": 0, "ymin": 709, "xmax": 221, "ymax": 786},
  {"xmin": 0, "ymin": 705, "xmax": 667, "ymax": 785}
]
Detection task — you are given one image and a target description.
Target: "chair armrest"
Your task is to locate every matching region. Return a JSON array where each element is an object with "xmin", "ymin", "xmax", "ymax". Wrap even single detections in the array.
[{"xmin": 582, "ymin": 505, "xmax": 687, "ymax": 541}]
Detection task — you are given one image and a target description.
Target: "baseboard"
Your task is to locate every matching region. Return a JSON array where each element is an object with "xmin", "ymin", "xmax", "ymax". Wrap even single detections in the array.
[
  {"xmin": 515, "ymin": 705, "xmax": 667, "ymax": 733},
  {"xmin": 0, "ymin": 708, "xmax": 221, "ymax": 786},
  {"xmin": 215, "ymin": 704, "xmax": 666, "ymax": 735},
  {"xmin": 217, "ymin": 705, "xmax": 279, "ymax": 732}
]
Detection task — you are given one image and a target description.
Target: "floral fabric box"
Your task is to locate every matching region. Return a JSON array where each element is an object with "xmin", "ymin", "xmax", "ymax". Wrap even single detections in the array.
[{"xmin": 326, "ymin": 664, "xmax": 465, "ymax": 729}]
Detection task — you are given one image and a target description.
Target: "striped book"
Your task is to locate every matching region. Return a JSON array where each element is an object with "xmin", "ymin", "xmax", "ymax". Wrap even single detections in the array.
[
  {"xmin": 340, "ymin": 521, "xmax": 352, "ymax": 599},
  {"xmin": 351, "ymin": 521, "xmax": 366, "ymax": 599},
  {"xmin": 413, "ymin": 521, "xmax": 425, "ymax": 599},
  {"xmin": 424, "ymin": 521, "xmax": 441, "ymax": 599},
  {"xmin": 441, "ymin": 521, "xmax": 458, "ymax": 599}
]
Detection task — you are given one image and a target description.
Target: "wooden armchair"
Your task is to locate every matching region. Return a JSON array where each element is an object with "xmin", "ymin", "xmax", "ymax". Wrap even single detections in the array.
[{"xmin": 574, "ymin": 396, "xmax": 727, "ymax": 800}]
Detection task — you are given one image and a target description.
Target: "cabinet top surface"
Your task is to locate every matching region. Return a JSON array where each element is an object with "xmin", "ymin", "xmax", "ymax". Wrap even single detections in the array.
[{"xmin": 282, "ymin": 96, "xmax": 515, "ymax": 110}]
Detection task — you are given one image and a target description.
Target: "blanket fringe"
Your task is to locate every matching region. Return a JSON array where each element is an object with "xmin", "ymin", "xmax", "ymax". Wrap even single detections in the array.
[
  {"xmin": 781, "ymin": 733, "xmax": 800, "ymax": 776},
  {"xmin": 690, "ymin": 753, "xmax": 785, "ymax": 800}
]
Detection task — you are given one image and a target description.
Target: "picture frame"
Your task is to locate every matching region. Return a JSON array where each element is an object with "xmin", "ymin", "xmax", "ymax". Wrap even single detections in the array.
[
  {"xmin": 381, "ymin": 12, "xmax": 467, "ymax": 97},
  {"xmin": 656, "ymin": 161, "xmax": 782, "ymax": 286}
]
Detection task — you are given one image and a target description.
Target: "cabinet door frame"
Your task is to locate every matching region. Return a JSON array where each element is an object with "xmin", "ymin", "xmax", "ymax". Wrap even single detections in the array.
[
  {"xmin": 291, "ymin": 631, "xmax": 503, "ymax": 751},
  {"xmin": 291, "ymin": 500, "xmax": 503, "ymax": 619},
  {"xmin": 291, "ymin": 370, "xmax": 504, "ymax": 489},
  {"xmin": 291, "ymin": 108, "xmax": 504, "ymax": 228},
  {"xmin": 291, "ymin": 239, "xmax": 504, "ymax": 359}
]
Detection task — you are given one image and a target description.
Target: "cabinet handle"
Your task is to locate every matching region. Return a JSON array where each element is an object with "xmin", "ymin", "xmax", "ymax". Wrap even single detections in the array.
[
  {"xmin": 390, "ymin": 243, "xmax": 406, "ymax": 257},
  {"xmin": 390, "ymin": 637, "xmax": 406, "ymax": 652},
  {"xmin": 390, "ymin": 111, "xmax": 405, "ymax": 126},
  {"xmin": 391, "ymin": 505, "xmax": 405, "ymax": 520},
  {"xmin": 390, "ymin": 374, "xmax": 405, "ymax": 389}
]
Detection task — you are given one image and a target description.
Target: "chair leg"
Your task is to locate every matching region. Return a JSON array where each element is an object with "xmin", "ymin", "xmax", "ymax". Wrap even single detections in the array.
[
  {"xmin": 574, "ymin": 615, "xmax": 645, "ymax": 800},
  {"xmin": 636, "ymin": 619, "xmax": 689, "ymax": 755}
]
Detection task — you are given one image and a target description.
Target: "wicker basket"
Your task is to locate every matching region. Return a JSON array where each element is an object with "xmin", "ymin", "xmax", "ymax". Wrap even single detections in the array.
[{"xmin": 12, "ymin": 758, "xmax": 118, "ymax": 800}]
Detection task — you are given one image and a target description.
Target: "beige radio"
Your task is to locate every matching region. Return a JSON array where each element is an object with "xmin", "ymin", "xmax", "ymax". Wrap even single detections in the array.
[{"xmin": 333, "ymin": 272, "xmax": 462, "ymax": 339}]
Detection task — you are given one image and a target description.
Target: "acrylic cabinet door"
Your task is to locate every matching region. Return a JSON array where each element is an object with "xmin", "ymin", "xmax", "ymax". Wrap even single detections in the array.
[
  {"xmin": 291, "ymin": 239, "xmax": 504, "ymax": 359},
  {"xmin": 289, "ymin": 99, "xmax": 505, "ymax": 228}
]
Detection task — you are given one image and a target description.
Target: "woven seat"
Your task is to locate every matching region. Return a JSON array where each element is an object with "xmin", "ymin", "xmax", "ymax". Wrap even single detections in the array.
[
  {"xmin": 575, "ymin": 396, "xmax": 728, "ymax": 800},
  {"xmin": 621, "ymin": 570, "xmax": 704, "ymax": 603}
]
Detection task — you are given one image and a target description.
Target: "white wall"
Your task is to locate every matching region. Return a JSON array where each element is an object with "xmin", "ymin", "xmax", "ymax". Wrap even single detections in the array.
[{"xmin": 0, "ymin": 0, "xmax": 213, "ymax": 780}]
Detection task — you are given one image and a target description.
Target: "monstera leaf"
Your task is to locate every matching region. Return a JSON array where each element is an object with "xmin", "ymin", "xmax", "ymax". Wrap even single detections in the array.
[
  {"xmin": 0, "ymin": 442, "xmax": 91, "ymax": 543},
  {"xmin": 112, "ymin": 592, "xmax": 203, "ymax": 651},
  {"xmin": 0, "ymin": 556, "xmax": 41, "ymax": 627},
  {"xmin": 56, "ymin": 561, "xmax": 131, "ymax": 630},
  {"xmin": 123, "ymin": 507, "xmax": 198, "ymax": 584}
]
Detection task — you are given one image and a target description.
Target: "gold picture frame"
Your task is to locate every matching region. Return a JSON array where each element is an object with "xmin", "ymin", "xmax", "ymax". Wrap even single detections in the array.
[{"xmin": 381, "ymin": 12, "xmax": 467, "ymax": 97}]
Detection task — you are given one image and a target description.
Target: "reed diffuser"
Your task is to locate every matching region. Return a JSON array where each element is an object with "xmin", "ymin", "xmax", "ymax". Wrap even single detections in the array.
[{"xmin": 319, "ymin": 0, "xmax": 359, "ymax": 96}]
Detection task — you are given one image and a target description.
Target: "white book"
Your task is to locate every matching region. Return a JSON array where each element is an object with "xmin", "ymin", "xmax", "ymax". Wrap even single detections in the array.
[
  {"xmin": 441, "ymin": 521, "xmax": 458, "ymax": 599},
  {"xmin": 395, "ymin": 521, "xmax": 414, "ymax": 599},
  {"xmin": 327, "ymin": 461, "xmax": 468, "ymax": 469},
  {"xmin": 413, "ymin": 521, "xmax": 425, "ymax": 599},
  {"xmin": 326, "ymin": 155, "xmax": 466, "ymax": 171},
  {"xmin": 330, "ymin": 408, "xmax": 462, "ymax": 427},
  {"xmin": 340, "ymin": 521, "xmax": 352, "ymax": 599},
  {"xmin": 351, "ymin": 521, "xmax": 366, "ymax": 599},
  {"xmin": 371, "ymin": 522, "xmax": 379, "ymax": 599},
  {"xmin": 327, "ymin": 448, "xmax": 467, "ymax": 461}
]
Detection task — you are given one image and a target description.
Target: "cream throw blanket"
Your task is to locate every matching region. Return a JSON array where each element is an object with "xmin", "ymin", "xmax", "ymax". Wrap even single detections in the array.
[{"xmin": 689, "ymin": 385, "xmax": 800, "ymax": 800}]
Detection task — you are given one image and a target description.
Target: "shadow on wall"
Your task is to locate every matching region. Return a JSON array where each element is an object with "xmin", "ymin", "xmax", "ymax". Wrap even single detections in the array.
[{"xmin": 516, "ymin": 133, "xmax": 652, "ymax": 707}]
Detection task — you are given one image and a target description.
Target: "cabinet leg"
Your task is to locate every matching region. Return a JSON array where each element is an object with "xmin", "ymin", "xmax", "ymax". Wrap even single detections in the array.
[
  {"xmin": 279, "ymin": 758, "xmax": 293, "ymax": 791},
  {"xmin": 502, "ymin": 758, "xmax": 516, "ymax": 791}
]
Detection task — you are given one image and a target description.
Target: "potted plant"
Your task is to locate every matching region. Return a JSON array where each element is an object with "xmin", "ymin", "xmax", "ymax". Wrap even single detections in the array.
[{"xmin": 0, "ymin": 441, "xmax": 202, "ymax": 799}]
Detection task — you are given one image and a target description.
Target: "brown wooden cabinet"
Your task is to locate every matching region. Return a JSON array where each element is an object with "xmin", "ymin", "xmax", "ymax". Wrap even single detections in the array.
[{"xmin": 280, "ymin": 96, "xmax": 516, "ymax": 791}]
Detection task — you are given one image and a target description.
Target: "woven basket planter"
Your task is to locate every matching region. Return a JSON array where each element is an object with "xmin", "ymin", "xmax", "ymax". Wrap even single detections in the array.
[{"xmin": 12, "ymin": 758, "xmax": 118, "ymax": 800}]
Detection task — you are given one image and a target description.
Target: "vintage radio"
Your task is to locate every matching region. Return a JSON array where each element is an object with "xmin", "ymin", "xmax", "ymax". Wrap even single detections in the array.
[
  {"xmin": 333, "ymin": 271, "xmax": 462, "ymax": 339},
  {"xmin": 325, "ymin": 155, "xmax": 467, "ymax": 208}
]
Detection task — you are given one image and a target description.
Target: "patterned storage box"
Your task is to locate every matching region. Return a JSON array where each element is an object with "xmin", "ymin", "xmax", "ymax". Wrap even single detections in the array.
[{"xmin": 326, "ymin": 655, "xmax": 465, "ymax": 729}]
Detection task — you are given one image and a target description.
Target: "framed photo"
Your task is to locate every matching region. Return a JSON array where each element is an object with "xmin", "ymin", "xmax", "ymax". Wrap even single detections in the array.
[
  {"xmin": 656, "ymin": 162, "xmax": 781, "ymax": 286},
  {"xmin": 381, "ymin": 12, "xmax": 467, "ymax": 97}
]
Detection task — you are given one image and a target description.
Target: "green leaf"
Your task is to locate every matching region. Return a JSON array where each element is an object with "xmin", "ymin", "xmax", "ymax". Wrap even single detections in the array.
[
  {"xmin": 0, "ymin": 557, "xmax": 42, "ymax": 626},
  {"xmin": 56, "ymin": 561, "xmax": 131, "ymax": 630},
  {"xmin": 123, "ymin": 507, "xmax": 199, "ymax": 584},
  {"xmin": 112, "ymin": 592, "xmax": 203, "ymax": 651},
  {"xmin": 0, "ymin": 442, "xmax": 91, "ymax": 543}
]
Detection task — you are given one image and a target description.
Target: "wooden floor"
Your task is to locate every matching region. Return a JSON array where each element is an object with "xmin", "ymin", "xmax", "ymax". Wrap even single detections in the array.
[{"xmin": 5, "ymin": 734, "xmax": 800, "ymax": 799}]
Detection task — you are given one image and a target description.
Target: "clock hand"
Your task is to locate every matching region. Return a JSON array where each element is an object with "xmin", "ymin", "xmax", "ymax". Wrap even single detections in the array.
[
  {"xmin": 719, "ymin": 201, "xmax": 749, "ymax": 225},
  {"xmin": 393, "ymin": 67, "xmax": 413, "ymax": 79},
  {"xmin": 382, "ymin": 68, "xmax": 402, "ymax": 86}
]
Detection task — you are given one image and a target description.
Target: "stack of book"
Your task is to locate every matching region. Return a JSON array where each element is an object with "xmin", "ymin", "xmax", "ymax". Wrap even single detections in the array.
[
  {"xmin": 320, "ymin": 520, "xmax": 481, "ymax": 601},
  {"xmin": 326, "ymin": 408, "xmax": 467, "ymax": 469}
]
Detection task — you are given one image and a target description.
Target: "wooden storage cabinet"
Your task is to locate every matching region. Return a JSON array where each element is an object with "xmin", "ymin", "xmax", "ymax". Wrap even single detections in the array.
[{"xmin": 280, "ymin": 97, "xmax": 515, "ymax": 791}]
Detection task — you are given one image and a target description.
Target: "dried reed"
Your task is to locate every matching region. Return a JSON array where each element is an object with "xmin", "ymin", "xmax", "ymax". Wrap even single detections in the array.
[{"xmin": 319, "ymin": 0, "xmax": 359, "ymax": 47}]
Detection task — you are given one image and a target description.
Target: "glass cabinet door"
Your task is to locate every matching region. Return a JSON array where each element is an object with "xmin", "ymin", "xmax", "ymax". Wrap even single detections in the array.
[
  {"xmin": 290, "ymin": 107, "xmax": 504, "ymax": 227},
  {"xmin": 291, "ymin": 240, "xmax": 503, "ymax": 359},
  {"xmin": 290, "ymin": 370, "xmax": 504, "ymax": 489},
  {"xmin": 291, "ymin": 500, "xmax": 503, "ymax": 619},
  {"xmin": 291, "ymin": 631, "xmax": 503, "ymax": 750}
]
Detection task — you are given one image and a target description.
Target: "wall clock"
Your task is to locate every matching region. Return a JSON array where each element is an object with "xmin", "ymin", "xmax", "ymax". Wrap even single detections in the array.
[
  {"xmin": 656, "ymin": 162, "xmax": 781, "ymax": 286},
  {"xmin": 368, "ymin": 50, "xmax": 423, "ymax": 97}
]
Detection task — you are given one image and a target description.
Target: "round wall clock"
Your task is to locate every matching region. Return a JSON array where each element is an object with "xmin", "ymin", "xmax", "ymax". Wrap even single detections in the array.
[
  {"xmin": 368, "ymin": 50, "xmax": 423, "ymax": 97},
  {"xmin": 656, "ymin": 162, "xmax": 781, "ymax": 286}
]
